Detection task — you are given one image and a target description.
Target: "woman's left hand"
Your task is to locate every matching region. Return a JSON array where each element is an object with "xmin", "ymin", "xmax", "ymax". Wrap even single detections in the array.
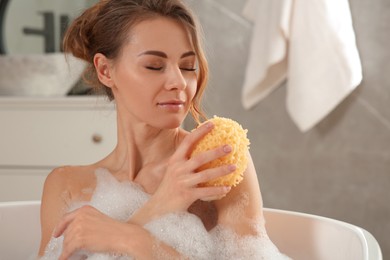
[{"xmin": 53, "ymin": 205, "xmax": 133, "ymax": 260}]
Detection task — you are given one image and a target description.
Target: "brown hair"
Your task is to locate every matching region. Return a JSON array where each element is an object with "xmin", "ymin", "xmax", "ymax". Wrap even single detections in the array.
[{"xmin": 63, "ymin": 0, "xmax": 208, "ymax": 123}]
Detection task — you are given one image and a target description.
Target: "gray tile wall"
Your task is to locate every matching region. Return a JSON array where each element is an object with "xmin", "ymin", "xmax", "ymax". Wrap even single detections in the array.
[{"xmin": 184, "ymin": 0, "xmax": 390, "ymax": 257}]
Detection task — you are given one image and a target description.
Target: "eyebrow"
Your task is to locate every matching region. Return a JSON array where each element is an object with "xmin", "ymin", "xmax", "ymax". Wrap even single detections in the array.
[{"xmin": 138, "ymin": 50, "xmax": 195, "ymax": 58}]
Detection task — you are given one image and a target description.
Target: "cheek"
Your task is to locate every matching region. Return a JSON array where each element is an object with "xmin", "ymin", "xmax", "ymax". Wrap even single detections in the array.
[
  {"xmin": 114, "ymin": 68, "xmax": 146, "ymax": 95},
  {"xmin": 187, "ymin": 76, "xmax": 198, "ymax": 100}
]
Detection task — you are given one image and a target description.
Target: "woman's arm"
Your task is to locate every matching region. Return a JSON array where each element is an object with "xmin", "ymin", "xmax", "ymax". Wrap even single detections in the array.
[
  {"xmin": 38, "ymin": 167, "xmax": 71, "ymax": 256},
  {"xmin": 39, "ymin": 168, "xmax": 185, "ymax": 259},
  {"xmin": 213, "ymin": 152, "xmax": 264, "ymax": 236},
  {"xmin": 52, "ymin": 205, "xmax": 184, "ymax": 260},
  {"xmin": 211, "ymin": 154, "xmax": 291, "ymax": 260}
]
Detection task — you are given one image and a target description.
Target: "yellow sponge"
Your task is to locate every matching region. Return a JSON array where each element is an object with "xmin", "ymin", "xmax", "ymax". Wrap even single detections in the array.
[{"xmin": 190, "ymin": 116, "xmax": 250, "ymax": 187}]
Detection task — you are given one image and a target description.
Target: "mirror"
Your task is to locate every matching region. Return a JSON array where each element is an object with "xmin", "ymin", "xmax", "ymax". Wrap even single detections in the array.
[
  {"xmin": 0, "ymin": 0, "xmax": 96, "ymax": 54},
  {"xmin": 0, "ymin": 0, "xmax": 97, "ymax": 96}
]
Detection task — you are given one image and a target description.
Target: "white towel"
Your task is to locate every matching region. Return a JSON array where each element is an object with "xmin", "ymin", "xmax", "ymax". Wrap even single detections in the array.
[{"xmin": 242, "ymin": 0, "xmax": 362, "ymax": 132}]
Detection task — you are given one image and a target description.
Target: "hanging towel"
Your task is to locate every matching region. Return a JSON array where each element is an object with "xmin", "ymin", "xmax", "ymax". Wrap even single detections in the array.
[{"xmin": 242, "ymin": 0, "xmax": 362, "ymax": 132}]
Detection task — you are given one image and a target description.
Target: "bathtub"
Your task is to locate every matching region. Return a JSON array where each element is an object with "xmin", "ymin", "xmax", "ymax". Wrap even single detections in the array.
[{"xmin": 0, "ymin": 201, "xmax": 382, "ymax": 260}]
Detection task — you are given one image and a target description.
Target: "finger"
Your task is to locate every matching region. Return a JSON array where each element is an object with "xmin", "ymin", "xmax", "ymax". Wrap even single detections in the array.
[
  {"xmin": 59, "ymin": 238, "xmax": 78, "ymax": 260},
  {"xmin": 193, "ymin": 186, "xmax": 231, "ymax": 201},
  {"xmin": 59, "ymin": 220, "xmax": 86, "ymax": 260},
  {"xmin": 189, "ymin": 164, "xmax": 236, "ymax": 186},
  {"xmin": 53, "ymin": 210, "xmax": 78, "ymax": 238},
  {"xmin": 188, "ymin": 144, "xmax": 232, "ymax": 171},
  {"xmin": 200, "ymin": 194, "xmax": 227, "ymax": 201},
  {"xmin": 55, "ymin": 205, "xmax": 100, "ymax": 238},
  {"xmin": 59, "ymin": 245, "xmax": 72, "ymax": 260},
  {"xmin": 174, "ymin": 121, "xmax": 214, "ymax": 159}
]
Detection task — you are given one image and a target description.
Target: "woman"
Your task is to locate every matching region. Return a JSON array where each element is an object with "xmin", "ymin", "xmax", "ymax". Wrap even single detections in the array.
[{"xmin": 39, "ymin": 0, "xmax": 287, "ymax": 259}]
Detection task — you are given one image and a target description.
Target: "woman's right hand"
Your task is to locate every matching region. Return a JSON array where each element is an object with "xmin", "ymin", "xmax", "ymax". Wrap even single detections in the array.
[{"xmin": 130, "ymin": 121, "xmax": 235, "ymax": 225}]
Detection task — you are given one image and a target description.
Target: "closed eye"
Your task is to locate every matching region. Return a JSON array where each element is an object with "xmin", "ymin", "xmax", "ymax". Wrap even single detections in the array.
[
  {"xmin": 146, "ymin": 66, "xmax": 163, "ymax": 71},
  {"xmin": 181, "ymin": 68, "xmax": 197, "ymax": 72}
]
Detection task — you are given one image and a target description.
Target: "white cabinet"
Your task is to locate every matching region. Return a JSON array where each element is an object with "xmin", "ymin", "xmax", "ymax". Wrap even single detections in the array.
[{"xmin": 0, "ymin": 97, "xmax": 117, "ymax": 201}]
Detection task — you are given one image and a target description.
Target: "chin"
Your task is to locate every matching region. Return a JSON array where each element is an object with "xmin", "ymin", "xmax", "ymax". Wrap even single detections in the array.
[
  {"xmin": 164, "ymin": 120, "xmax": 184, "ymax": 129},
  {"xmin": 159, "ymin": 115, "xmax": 186, "ymax": 129}
]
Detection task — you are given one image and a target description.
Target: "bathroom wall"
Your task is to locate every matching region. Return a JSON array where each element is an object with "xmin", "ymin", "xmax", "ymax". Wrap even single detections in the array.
[{"xmin": 184, "ymin": 0, "xmax": 390, "ymax": 257}]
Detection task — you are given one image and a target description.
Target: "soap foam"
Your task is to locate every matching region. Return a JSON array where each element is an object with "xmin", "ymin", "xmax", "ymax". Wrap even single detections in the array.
[
  {"xmin": 145, "ymin": 211, "xmax": 291, "ymax": 260},
  {"xmin": 41, "ymin": 168, "xmax": 291, "ymax": 259},
  {"xmin": 144, "ymin": 212, "xmax": 214, "ymax": 260},
  {"xmin": 41, "ymin": 168, "xmax": 147, "ymax": 260}
]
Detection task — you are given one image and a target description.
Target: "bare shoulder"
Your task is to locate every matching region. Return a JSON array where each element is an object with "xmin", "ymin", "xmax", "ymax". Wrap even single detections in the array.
[
  {"xmin": 38, "ymin": 165, "xmax": 95, "ymax": 255},
  {"xmin": 43, "ymin": 166, "xmax": 75, "ymax": 195},
  {"xmin": 42, "ymin": 165, "xmax": 95, "ymax": 203},
  {"xmin": 41, "ymin": 166, "xmax": 75, "ymax": 211},
  {"xmin": 48, "ymin": 165, "xmax": 95, "ymax": 190},
  {"xmin": 213, "ymin": 151, "xmax": 263, "ymax": 235}
]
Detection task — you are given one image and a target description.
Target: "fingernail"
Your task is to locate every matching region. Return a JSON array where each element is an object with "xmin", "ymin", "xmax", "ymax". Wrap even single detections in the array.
[
  {"xmin": 223, "ymin": 145, "xmax": 232, "ymax": 153},
  {"xmin": 205, "ymin": 121, "xmax": 214, "ymax": 129},
  {"xmin": 228, "ymin": 164, "xmax": 236, "ymax": 171},
  {"xmin": 225, "ymin": 186, "xmax": 231, "ymax": 192}
]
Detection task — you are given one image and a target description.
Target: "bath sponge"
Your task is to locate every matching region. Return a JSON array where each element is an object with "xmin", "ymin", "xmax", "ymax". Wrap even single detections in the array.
[{"xmin": 190, "ymin": 116, "xmax": 250, "ymax": 187}]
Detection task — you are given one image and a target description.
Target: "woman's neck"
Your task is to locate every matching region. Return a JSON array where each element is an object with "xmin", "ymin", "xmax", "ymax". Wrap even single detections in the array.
[{"xmin": 101, "ymin": 109, "xmax": 184, "ymax": 180}]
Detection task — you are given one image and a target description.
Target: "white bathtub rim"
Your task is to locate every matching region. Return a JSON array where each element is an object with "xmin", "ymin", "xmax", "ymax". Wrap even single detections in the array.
[{"xmin": 264, "ymin": 207, "xmax": 383, "ymax": 260}]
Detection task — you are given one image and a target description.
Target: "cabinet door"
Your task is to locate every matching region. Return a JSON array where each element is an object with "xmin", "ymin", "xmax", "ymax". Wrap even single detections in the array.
[{"xmin": 0, "ymin": 108, "xmax": 117, "ymax": 167}]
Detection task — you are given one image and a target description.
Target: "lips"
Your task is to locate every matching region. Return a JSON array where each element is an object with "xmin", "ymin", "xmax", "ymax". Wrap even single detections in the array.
[
  {"xmin": 157, "ymin": 100, "xmax": 186, "ymax": 111},
  {"xmin": 157, "ymin": 100, "xmax": 185, "ymax": 106}
]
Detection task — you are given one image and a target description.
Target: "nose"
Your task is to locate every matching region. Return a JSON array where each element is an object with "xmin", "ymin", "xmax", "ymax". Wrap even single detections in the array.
[{"xmin": 165, "ymin": 67, "xmax": 187, "ymax": 91}]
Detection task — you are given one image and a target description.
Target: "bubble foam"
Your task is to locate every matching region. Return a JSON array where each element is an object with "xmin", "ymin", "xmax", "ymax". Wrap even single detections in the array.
[
  {"xmin": 41, "ymin": 168, "xmax": 290, "ymax": 259},
  {"xmin": 144, "ymin": 212, "xmax": 214, "ymax": 260}
]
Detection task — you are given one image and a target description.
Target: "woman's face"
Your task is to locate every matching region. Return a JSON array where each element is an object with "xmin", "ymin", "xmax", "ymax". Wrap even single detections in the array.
[{"xmin": 109, "ymin": 17, "xmax": 198, "ymax": 129}]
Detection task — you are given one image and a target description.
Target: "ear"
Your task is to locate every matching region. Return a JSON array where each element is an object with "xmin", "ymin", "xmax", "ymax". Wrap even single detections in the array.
[{"xmin": 94, "ymin": 53, "xmax": 114, "ymax": 88}]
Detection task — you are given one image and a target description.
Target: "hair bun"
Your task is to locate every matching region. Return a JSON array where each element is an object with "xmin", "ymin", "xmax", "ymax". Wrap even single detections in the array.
[{"xmin": 190, "ymin": 116, "xmax": 250, "ymax": 187}]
